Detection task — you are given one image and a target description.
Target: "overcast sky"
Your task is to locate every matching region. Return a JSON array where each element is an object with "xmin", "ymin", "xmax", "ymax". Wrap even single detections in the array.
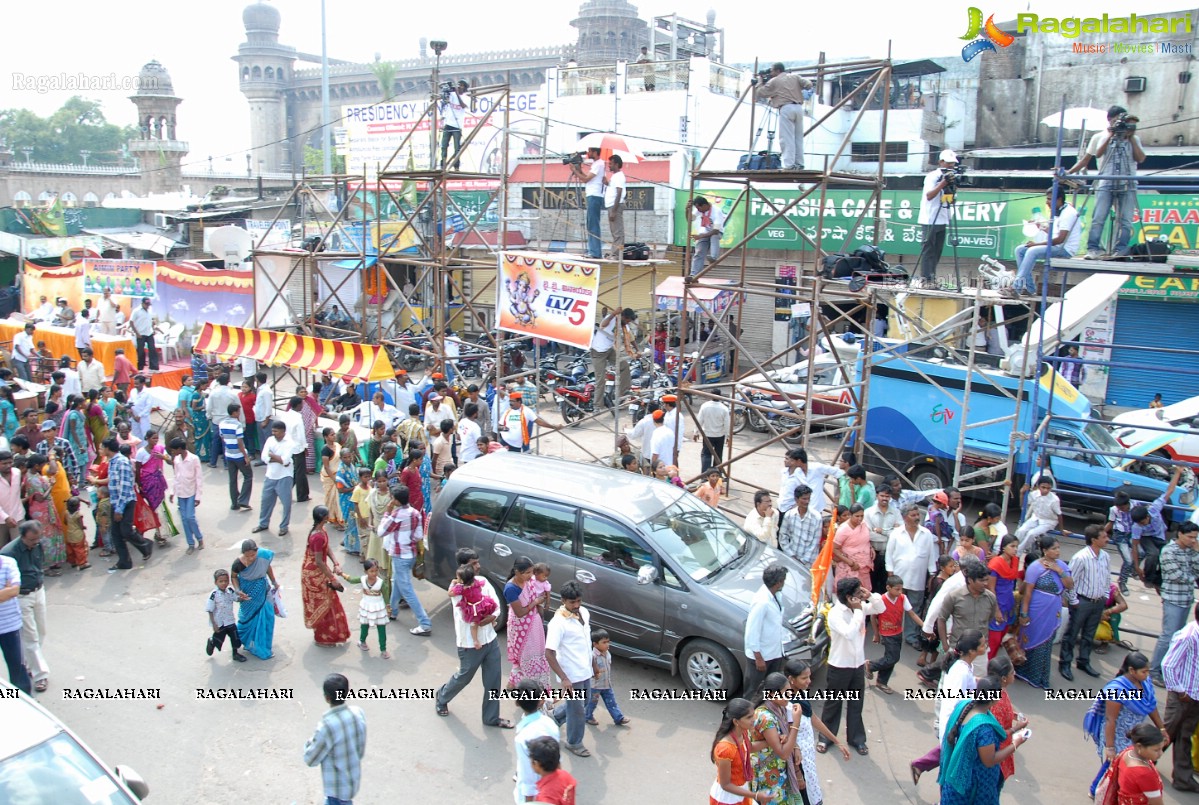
[{"xmin": 0, "ymin": 0, "xmax": 1181, "ymax": 170}]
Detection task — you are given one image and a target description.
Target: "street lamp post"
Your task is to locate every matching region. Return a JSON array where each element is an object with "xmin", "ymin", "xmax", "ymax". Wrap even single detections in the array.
[{"xmin": 430, "ymin": 40, "xmax": 447, "ymax": 170}]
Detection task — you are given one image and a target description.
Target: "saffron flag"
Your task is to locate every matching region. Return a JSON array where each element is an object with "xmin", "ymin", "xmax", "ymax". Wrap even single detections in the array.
[{"xmin": 809, "ymin": 514, "xmax": 838, "ymax": 608}]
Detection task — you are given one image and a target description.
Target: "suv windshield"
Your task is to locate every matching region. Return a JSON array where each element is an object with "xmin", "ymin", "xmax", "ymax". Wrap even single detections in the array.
[
  {"xmin": 641, "ymin": 493, "xmax": 749, "ymax": 581},
  {"xmin": 1084, "ymin": 421, "xmax": 1123, "ymax": 468}
]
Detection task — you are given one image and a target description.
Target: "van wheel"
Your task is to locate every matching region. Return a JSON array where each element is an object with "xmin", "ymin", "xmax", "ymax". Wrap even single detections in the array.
[
  {"xmin": 909, "ymin": 465, "xmax": 946, "ymax": 492},
  {"xmin": 680, "ymin": 639, "xmax": 741, "ymax": 694}
]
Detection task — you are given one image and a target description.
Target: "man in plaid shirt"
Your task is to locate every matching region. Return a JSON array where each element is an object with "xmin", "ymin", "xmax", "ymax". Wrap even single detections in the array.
[
  {"xmin": 103, "ymin": 437, "xmax": 153, "ymax": 572},
  {"xmin": 36, "ymin": 421, "xmax": 80, "ymax": 485},
  {"xmin": 304, "ymin": 673, "xmax": 366, "ymax": 804},
  {"xmin": 778, "ymin": 484, "xmax": 823, "ymax": 568}
]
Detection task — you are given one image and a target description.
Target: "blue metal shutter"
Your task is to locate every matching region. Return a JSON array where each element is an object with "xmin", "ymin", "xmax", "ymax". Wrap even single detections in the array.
[{"xmin": 1106, "ymin": 299, "xmax": 1199, "ymax": 407}]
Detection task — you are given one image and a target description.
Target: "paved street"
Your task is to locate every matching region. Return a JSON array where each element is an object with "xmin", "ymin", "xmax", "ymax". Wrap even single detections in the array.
[{"xmin": 16, "ymin": 412, "xmax": 1198, "ymax": 804}]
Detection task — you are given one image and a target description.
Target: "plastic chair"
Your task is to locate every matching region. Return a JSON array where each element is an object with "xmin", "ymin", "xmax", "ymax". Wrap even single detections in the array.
[{"xmin": 159, "ymin": 323, "xmax": 185, "ymax": 363}]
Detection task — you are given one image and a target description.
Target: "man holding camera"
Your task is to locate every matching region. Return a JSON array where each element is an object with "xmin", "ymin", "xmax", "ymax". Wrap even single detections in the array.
[
  {"xmin": 1067, "ymin": 105, "xmax": 1144, "ymax": 259},
  {"xmin": 569, "ymin": 147, "xmax": 606, "ymax": 259},
  {"xmin": 755, "ymin": 62, "xmax": 813, "ymax": 171},
  {"xmin": 439, "ymin": 80, "xmax": 469, "ymax": 170},
  {"xmin": 913, "ymin": 149, "xmax": 960, "ymax": 286}
]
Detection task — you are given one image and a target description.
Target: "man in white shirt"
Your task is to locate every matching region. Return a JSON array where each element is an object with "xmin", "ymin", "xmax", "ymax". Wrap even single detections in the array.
[
  {"xmin": 74, "ymin": 309, "xmax": 92, "ymax": 352},
  {"xmin": 913, "ymin": 149, "xmax": 959, "ymax": 285},
  {"xmin": 129, "ymin": 375, "xmax": 155, "ymax": 439},
  {"xmin": 498, "ymin": 393, "xmax": 556, "ymax": 453},
  {"xmin": 365, "ymin": 391, "xmax": 400, "ymax": 430},
  {"xmin": 129, "ymin": 297, "xmax": 158, "ymax": 371},
  {"xmin": 569, "ymin": 146, "xmax": 606, "ymax": 258},
  {"xmin": 30, "ymin": 295, "xmax": 54, "ymax": 323},
  {"xmin": 439, "ymin": 80, "xmax": 469, "ymax": 170},
  {"xmin": 742, "ymin": 564, "xmax": 788, "ymax": 697},
  {"xmin": 54, "ymin": 362, "xmax": 81, "ymax": 401},
  {"xmin": 742, "ymin": 491, "xmax": 779, "ymax": 547},
  {"xmin": 252, "ymin": 420, "xmax": 294, "ymax": 537},
  {"xmin": 281, "ymin": 396, "xmax": 309, "ymax": 502},
  {"xmin": 865, "ymin": 485, "xmax": 902, "ymax": 591},
  {"xmin": 885, "ymin": 503, "xmax": 939, "ymax": 647},
  {"xmin": 545, "ymin": 581, "xmax": 593, "ymax": 757},
  {"xmin": 605, "ymin": 154, "xmax": 627, "ymax": 257},
  {"xmin": 252, "ymin": 372, "xmax": 273, "ymax": 459},
  {"xmin": 687, "ymin": 196, "xmax": 726, "ymax": 275},
  {"xmin": 435, "ymin": 548, "xmax": 511, "ymax": 728},
  {"xmin": 12, "ymin": 323, "xmax": 35, "ymax": 382},
  {"xmin": 788, "ymin": 447, "xmax": 841, "ymax": 517},
  {"xmin": 694, "ymin": 390, "xmax": 730, "ymax": 474},
  {"xmin": 1067, "ymin": 104, "xmax": 1145, "ymax": 259},
  {"xmin": 1010, "ymin": 188, "xmax": 1082, "ymax": 296},
  {"xmin": 590, "ymin": 307, "xmax": 636, "ymax": 411},
  {"xmin": 624, "ymin": 405, "xmax": 656, "ymax": 468},
  {"xmin": 423, "ymin": 393, "xmax": 455, "ymax": 431},
  {"xmin": 96, "ymin": 288, "xmax": 120, "ymax": 335},
  {"xmin": 647, "ymin": 410, "xmax": 676, "ymax": 466},
  {"xmin": 205, "ymin": 374, "xmax": 241, "ymax": 468},
  {"xmin": 457, "ymin": 402, "xmax": 482, "ymax": 463},
  {"xmin": 823, "ymin": 578, "xmax": 885, "ymax": 754}
]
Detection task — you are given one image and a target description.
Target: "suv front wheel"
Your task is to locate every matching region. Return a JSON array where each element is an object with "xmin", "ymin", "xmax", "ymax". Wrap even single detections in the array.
[{"xmin": 679, "ymin": 639, "xmax": 742, "ymax": 694}]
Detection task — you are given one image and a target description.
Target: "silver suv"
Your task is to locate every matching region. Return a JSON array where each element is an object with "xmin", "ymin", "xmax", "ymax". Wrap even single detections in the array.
[{"xmin": 428, "ymin": 453, "xmax": 827, "ymax": 693}]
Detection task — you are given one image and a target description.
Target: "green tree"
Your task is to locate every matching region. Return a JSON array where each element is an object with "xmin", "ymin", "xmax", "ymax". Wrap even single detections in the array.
[
  {"xmin": 303, "ymin": 144, "xmax": 345, "ymax": 175},
  {"xmin": 0, "ymin": 97, "xmax": 136, "ymax": 165},
  {"xmin": 369, "ymin": 59, "xmax": 397, "ymax": 100}
]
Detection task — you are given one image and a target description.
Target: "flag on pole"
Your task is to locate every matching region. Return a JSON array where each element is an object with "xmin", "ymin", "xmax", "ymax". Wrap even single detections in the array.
[
  {"xmin": 30, "ymin": 197, "xmax": 68, "ymax": 237},
  {"xmin": 809, "ymin": 515, "xmax": 838, "ymax": 608}
]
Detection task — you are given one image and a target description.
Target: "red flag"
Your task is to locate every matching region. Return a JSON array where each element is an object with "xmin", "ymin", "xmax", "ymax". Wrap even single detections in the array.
[{"xmin": 809, "ymin": 515, "xmax": 838, "ymax": 608}]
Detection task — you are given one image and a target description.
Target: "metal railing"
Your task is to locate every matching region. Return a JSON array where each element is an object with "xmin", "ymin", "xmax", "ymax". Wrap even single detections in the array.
[
  {"xmin": 625, "ymin": 60, "xmax": 689, "ymax": 93},
  {"xmin": 708, "ymin": 63, "xmax": 744, "ymax": 97},
  {"xmin": 558, "ymin": 66, "xmax": 617, "ymax": 96}
]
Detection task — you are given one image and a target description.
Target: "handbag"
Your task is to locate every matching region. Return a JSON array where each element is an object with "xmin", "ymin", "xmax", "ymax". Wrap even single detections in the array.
[
  {"xmin": 133, "ymin": 495, "xmax": 159, "ymax": 533},
  {"xmin": 1001, "ymin": 632, "xmax": 1027, "ymax": 666},
  {"xmin": 270, "ymin": 586, "xmax": 288, "ymax": 618},
  {"xmin": 412, "ymin": 545, "xmax": 427, "ymax": 580},
  {"xmin": 1094, "ymin": 751, "xmax": 1123, "ymax": 805}
]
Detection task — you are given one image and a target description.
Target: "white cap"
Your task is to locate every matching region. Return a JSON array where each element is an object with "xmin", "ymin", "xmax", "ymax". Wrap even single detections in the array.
[{"xmin": 939, "ymin": 149, "xmax": 959, "ymax": 163}]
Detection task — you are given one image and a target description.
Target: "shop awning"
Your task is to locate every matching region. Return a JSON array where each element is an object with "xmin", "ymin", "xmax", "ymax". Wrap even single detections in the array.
[
  {"xmin": 654, "ymin": 276, "xmax": 741, "ymax": 315},
  {"xmin": 274, "ymin": 333, "xmax": 396, "ymax": 382},
  {"xmin": 194, "ymin": 324, "xmax": 287, "ymax": 364}
]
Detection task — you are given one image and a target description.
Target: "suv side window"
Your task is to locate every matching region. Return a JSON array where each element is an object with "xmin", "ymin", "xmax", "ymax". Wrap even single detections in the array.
[
  {"xmin": 502, "ymin": 498, "xmax": 578, "ymax": 554},
  {"xmin": 447, "ymin": 489, "xmax": 512, "ymax": 531},
  {"xmin": 580, "ymin": 513, "xmax": 654, "ymax": 575}
]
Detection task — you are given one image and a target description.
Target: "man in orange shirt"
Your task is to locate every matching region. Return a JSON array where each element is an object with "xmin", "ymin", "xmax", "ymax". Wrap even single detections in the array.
[{"xmin": 112, "ymin": 349, "xmax": 134, "ymax": 396}]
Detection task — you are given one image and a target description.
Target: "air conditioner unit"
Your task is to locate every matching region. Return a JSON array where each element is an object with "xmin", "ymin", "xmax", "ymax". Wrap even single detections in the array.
[
  {"xmin": 153, "ymin": 213, "xmax": 171, "ymax": 228},
  {"xmin": 1125, "ymin": 76, "xmax": 1147, "ymax": 93}
]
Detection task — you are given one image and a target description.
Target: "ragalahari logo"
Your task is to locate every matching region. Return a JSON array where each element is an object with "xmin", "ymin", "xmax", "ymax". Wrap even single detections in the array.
[{"xmin": 961, "ymin": 7, "xmax": 1016, "ymax": 62}]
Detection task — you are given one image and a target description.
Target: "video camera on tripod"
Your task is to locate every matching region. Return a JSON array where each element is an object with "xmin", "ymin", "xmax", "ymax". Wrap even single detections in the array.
[
  {"xmin": 439, "ymin": 81, "xmax": 456, "ymax": 101},
  {"xmin": 560, "ymin": 152, "xmax": 585, "ymax": 166},
  {"xmin": 1111, "ymin": 112, "xmax": 1140, "ymax": 135}
]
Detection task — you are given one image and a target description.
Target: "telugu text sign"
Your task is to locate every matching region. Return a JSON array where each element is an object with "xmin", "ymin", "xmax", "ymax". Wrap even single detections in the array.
[{"xmin": 496, "ymin": 252, "xmax": 600, "ymax": 350}]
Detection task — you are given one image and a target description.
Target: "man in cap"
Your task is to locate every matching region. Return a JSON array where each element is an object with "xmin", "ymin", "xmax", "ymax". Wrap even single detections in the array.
[
  {"xmin": 385, "ymin": 369, "xmax": 416, "ymax": 416},
  {"xmin": 589, "ymin": 307, "xmax": 637, "ymax": 408},
  {"xmin": 913, "ymin": 149, "xmax": 960, "ymax": 287},
  {"xmin": 925, "ymin": 490, "xmax": 955, "ymax": 556},
  {"xmin": 498, "ymin": 392, "xmax": 558, "ymax": 453},
  {"xmin": 648, "ymin": 409, "xmax": 676, "ymax": 467}
]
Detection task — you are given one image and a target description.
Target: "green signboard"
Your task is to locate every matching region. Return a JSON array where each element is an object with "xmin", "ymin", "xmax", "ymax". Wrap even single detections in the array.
[{"xmin": 674, "ymin": 189, "xmax": 1199, "ymax": 261}]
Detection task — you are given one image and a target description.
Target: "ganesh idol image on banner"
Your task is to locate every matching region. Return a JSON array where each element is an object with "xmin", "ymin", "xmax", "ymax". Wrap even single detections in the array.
[{"xmin": 495, "ymin": 252, "xmax": 600, "ymax": 350}]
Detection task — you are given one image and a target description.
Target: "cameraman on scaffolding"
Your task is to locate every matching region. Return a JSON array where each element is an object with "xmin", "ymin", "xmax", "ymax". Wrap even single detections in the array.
[
  {"xmin": 912, "ymin": 149, "xmax": 961, "ymax": 288},
  {"xmin": 1066, "ymin": 105, "xmax": 1144, "ymax": 259},
  {"xmin": 569, "ymin": 147, "xmax": 606, "ymax": 259},
  {"xmin": 439, "ymin": 80, "xmax": 469, "ymax": 170},
  {"xmin": 755, "ymin": 62, "xmax": 813, "ymax": 171}
]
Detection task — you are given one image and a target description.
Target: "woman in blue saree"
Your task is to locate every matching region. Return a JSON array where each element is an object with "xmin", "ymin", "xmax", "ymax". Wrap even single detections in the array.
[
  {"xmin": 231, "ymin": 539, "xmax": 278, "ymax": 660},
  {"xmin": 1015, "ymin": 535, "xmax": 1073, "ymax": 688},
  {"xmin": 336, "ymin": 448, "xmax": 361, "ymax": 555},
  {"xmin": 938, "ymin": 677, "xmax": 1027, "ymax": 805},
  {"xmin": 178, "ymin": 376, "xmax": 212, "ymax": 464},
  {"xmin": 62, "ymin": 395, "xmax": 91, "ymax": 487},
  {"xmin": 1083, "ymin": 651, "xmax": 1169, "ymax": 796}
]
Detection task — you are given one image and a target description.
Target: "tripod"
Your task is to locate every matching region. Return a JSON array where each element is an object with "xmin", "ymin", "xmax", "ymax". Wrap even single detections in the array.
[
  {"xmin": 938, "ymin": 180, "xmax": 964, "ymax": 292},
  {"xmin": 751, "ymin": 105, "xmax": 779, "ymax": 157}
]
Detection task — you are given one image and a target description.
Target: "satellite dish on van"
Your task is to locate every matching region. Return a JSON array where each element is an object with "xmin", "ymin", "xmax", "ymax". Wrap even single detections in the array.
[{"xmin": 206, "ymin": 225, "xmax": 253, "ymax": 268}]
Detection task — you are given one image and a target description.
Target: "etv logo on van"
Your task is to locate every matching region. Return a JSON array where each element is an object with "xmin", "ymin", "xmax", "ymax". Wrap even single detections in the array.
[{"xmin": 960, "ymin": 7, "xmax": 1015, "ymax": 62}]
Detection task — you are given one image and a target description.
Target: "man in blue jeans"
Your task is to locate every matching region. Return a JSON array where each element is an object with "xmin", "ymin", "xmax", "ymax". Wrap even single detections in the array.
[
  {"xmin": 569, "ymin": 147, "xmax": 605, "ymax": 258},
  {"xmin": 1009, "ymin": 188, "xmax": 1082, "ymax": 296},
  {"xmin": 1150, "ymin": 522, "xmax": 1199, "ymax": 684},
  {"xmin": 379, "ymin": 486, "xmax": 432, "ymax": 636},
  {"xmin": 1066, "ymin": 104, "xmax": 1145, "ymax": 259},
  {"xmin": 545, "ymin": 580, "xmax": 593, "ymax": 758}
]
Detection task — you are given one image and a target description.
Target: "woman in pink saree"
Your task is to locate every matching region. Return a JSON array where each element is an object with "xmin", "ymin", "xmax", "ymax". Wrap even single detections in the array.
[
  {"xmin": 298, "ymin": 385, "xmax": 322, "ymax": 474},
  {"xmin": 501, "ymin": 557, "xmax": 552, "ymax": 690},
  {"xmin": 833, "ymin": 503, "xmax": 875, "ymax": 592}
]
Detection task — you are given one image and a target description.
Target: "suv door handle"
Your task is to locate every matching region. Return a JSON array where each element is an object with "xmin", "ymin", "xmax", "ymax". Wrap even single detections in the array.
[
  {"xmin": 575, "ymin": 570, "xmax": 596, "ymax": 584},
  {"xmin": 493, "ymin": 543, "xmax": 513, "ymax": 557}
]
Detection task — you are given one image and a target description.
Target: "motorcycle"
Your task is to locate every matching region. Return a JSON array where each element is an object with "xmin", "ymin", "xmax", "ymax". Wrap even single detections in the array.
[
  {"xmin": 553, "ymin": 380, "xmax": 611, "ymax": 426},
  {"xmin": 732, "ymin": 391, "xmax": 805, "ymax": 444}
]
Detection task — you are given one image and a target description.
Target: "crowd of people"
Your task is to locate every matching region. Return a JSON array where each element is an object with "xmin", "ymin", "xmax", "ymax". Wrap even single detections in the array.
[
  {"xmin": 2, "ymin": 325, "xmax": 1199, "ymax": 804},
  {"xmin": 727, "ymin": 447, "xmax": 1199, "ymax": 803}
]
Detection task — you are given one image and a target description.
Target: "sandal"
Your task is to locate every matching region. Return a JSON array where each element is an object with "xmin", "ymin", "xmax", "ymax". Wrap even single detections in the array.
[
  {"xmin": 358, "ymin": 642, "xmax": 369, "ymax": 651},
  {"xmin": 855, "ymin": 744, "xmax": 870, "ymax": 756},
  {"xmin": 45, "ymin": 568, "xmax": 61, "ymax": 577},
  {"xmin": 99, "ymin": 549, "xmax": 113, "ymax": 557},
  {"xmin": 380, "ymin": 651, "xmax": 391, "ymax": 659},
  {"xmin": 78, "ymin": 563, "xmax": 91, "ymax": 570},
  {"xmin": 616, "ymin": 717, "xmax": 631, "ymax": 726},
  {"xmin": 815, "ymin": 742, "xmax": 828, "ymax": 754},
  {"xmin": 586, "ymin": 718, "xmax": 599, "ymax": 725},
  {"xmin": 34, "ymin": 679, "xmax": 48, "ymax": 692},
  {"xmin": 875, "ymin": 683, "xmax": 894, "ymax": 695},
  {"xmin": 864, "ymin": 661, "xmax": 873, "ymax": 680},
  {"xmin": 565, "ymin": 744, "xmax": 591, "ymax": 757},
  {"xmin": 435, "ymin": 703, "xmax": 449, "ymax": 717},
  {"xmin": 490, "ymin": 718, "xmax": 515, "ymax": 730}
]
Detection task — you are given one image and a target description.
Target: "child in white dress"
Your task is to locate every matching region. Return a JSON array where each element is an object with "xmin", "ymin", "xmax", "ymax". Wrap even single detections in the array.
[{"xmin": 342, "ymin": 559, "xmax": 391, "ymax": 659}]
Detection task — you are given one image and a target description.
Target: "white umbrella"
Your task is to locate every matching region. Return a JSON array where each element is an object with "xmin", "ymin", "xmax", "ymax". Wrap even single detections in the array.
[
  {"xmin": 574, "ymin": 132, "xmax": 645, "ymax": 163},
  {"xmin": 1041, "ymin": 107, "xmax": 1109, "ymax": 130}
]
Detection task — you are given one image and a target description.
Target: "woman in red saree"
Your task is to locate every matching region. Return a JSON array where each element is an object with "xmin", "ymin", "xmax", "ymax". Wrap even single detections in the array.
[{"xmin": 301, "ymin": 505, "xmax": 351, "ymax": 646}]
